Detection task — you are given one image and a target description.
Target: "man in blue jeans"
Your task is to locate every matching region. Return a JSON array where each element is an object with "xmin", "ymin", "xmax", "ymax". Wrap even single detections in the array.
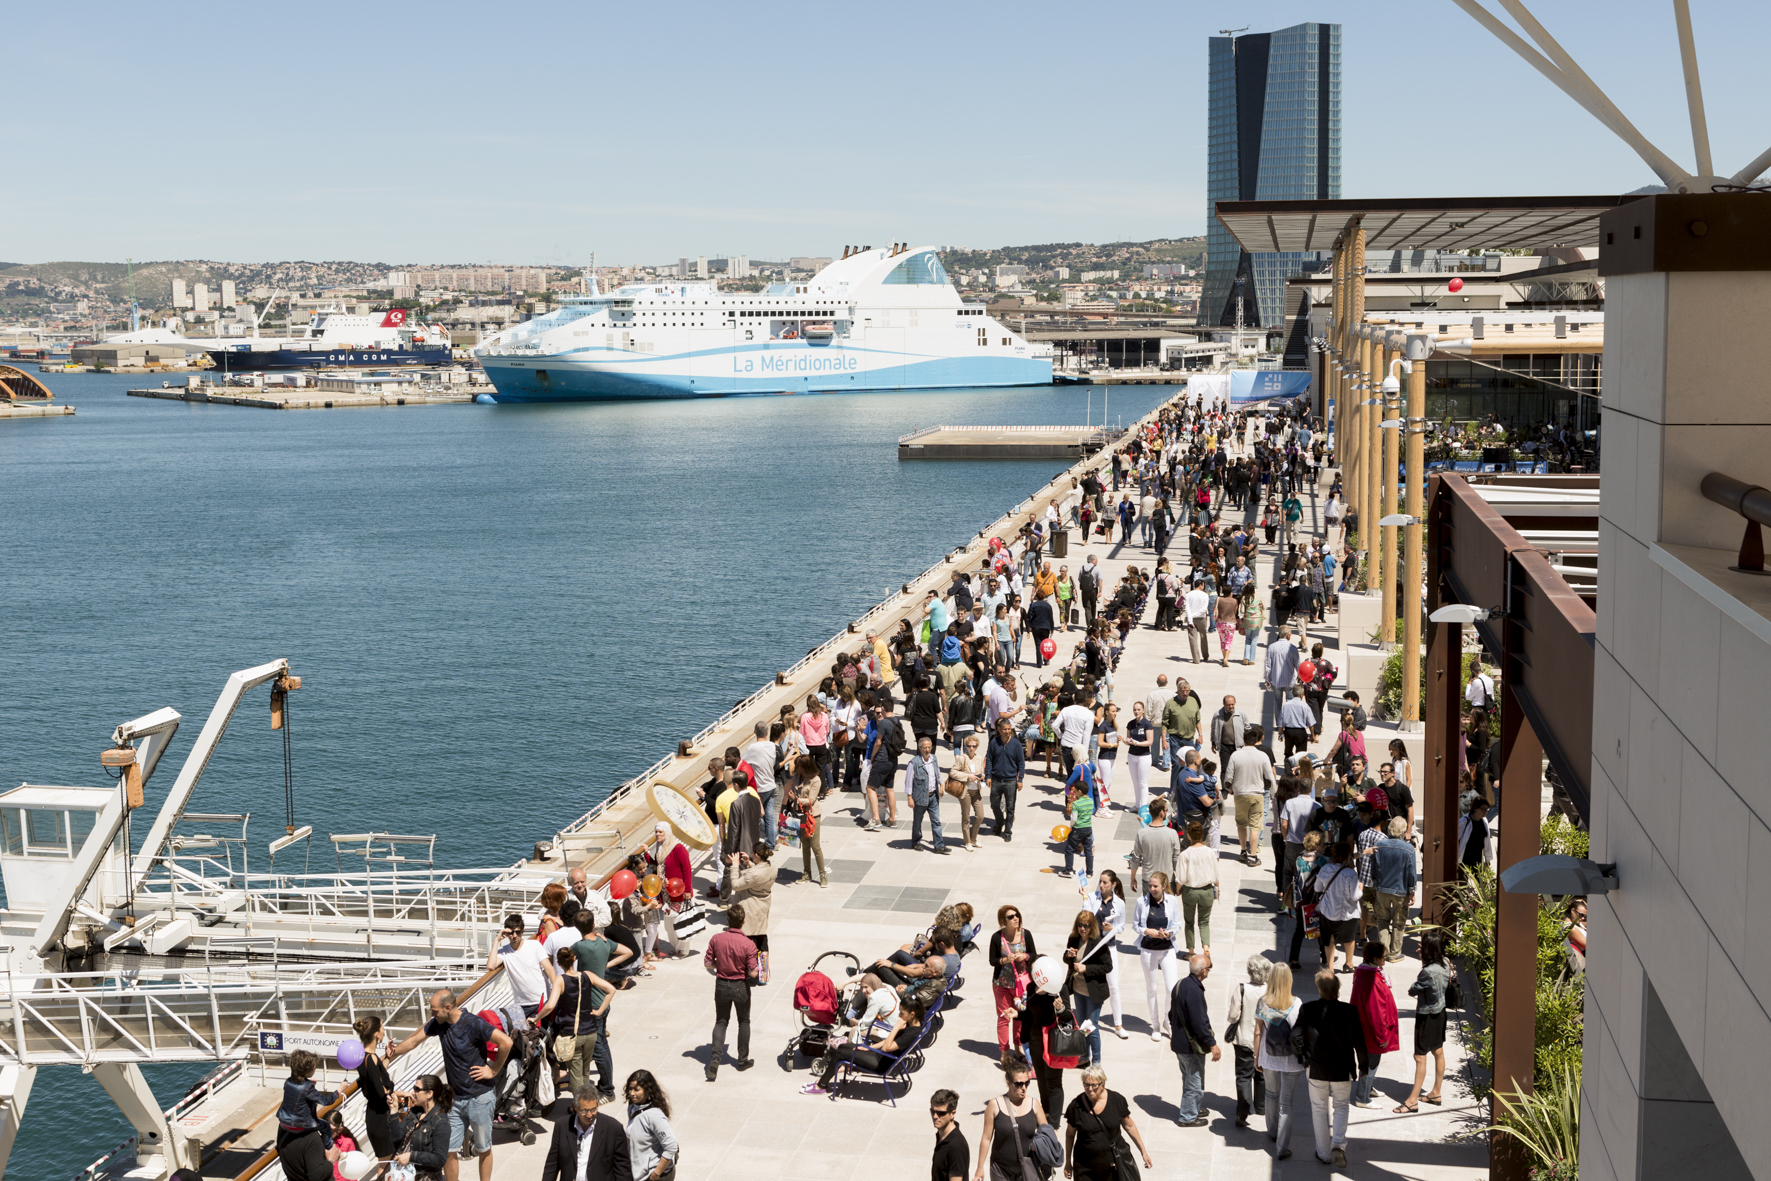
[
  {"xmin": 986, "ymin": 719, "xmax": 1026, "ymax": 842},
  {"xmin": 391, "ymin": 990, "xmax": 514, "ymax": 1181},
  {"xmin": 903, "ymin": 737, "xmax": 950, "ymax": 854},
  {"xmin": 1168, "ymin": 953, "xmax": 1221, "ymax": 1126}
]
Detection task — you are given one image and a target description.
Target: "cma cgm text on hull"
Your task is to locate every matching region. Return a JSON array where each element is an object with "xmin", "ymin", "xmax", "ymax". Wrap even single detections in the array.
[{"xmin": 474, "ymin": 245, "xmax": 1054, "ymax": 402}]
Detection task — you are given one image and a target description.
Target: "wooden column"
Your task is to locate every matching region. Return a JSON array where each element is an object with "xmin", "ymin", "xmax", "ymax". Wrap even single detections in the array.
[
  {"xmin": 1421, "ymin": 617, "xmax": 1462, "ymax": 923},
  {"xmin": 1491, "ymin": 666, "xmax": 1543, "ymax": 1181},
  {"xmin": 1421, "ymin": 470, "xmax": 1462, "ymax": 928},
  {"xmin": 1326, "ymin": 244, "xmax": 1342, "ymax": 469},
  {"xmin": 1341, "ymin": 229, "xmax": 1364, "ymax": 557},
  {"xmin": 1333, "ymin": 245, "xmax": 1347, "ymax": 471},
  {"xmin": 1379, "ymin": 333, "xmax": 1400, "ymax": 640},
  {"xmin": 1421, "ymin": 473, "xmax": 1459, "ymax": 923},
  {"xmin": 1402, "ymin": 331, "xmax": 1429, "ymax": 725},
  {"xmin": 1362, "ymin": 327, "xmax": 1381, "ymax": 591}
]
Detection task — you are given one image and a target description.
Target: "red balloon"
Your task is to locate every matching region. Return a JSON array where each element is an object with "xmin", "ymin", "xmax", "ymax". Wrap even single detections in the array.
[
  {"xmin": 1040, "ymin": 637, "xmax": 1057, "ymax": 659},
  {"xmin": 665, "ymin": 876, "xmax": 687, "ymax": 900},
  {"xmin": 609, "ymin": 869, "xmax": 638, "ymax": 900},
  {"xmin": 1447, "ymin": 277, "xmax": 1464, "ymax": 293}
]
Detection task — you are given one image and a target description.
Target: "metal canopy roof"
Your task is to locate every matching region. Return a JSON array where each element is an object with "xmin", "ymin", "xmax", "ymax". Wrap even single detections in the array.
[{"xmin": 1213, "ymin": 195, "xmax": 1637, "ymax": 254}]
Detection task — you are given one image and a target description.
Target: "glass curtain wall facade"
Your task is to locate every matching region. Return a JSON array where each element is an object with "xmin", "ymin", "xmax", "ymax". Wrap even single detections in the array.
[
  {"xmin": 1424, "ymin": 357, "xmax": 1600, "ymax": 436},
  {"xmin": 1203, "ymin": 23, "xmax": 1340, "ymax": 330}
]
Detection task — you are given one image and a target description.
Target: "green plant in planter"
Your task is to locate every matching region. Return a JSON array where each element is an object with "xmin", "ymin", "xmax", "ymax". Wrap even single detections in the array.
[
  {"xmin": 1439, "ymin": 815, "xmax": 1588, "ymax": 1096},
  {"xmin": 1487, "ymin": 1065, "xmax": 1581, "ymax": 1178}
]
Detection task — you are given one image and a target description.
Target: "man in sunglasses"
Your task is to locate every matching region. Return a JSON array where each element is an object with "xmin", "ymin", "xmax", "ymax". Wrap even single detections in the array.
[{"xmin": 929, "ymin": 1088, "xmax": 969, "ymax": 1181}]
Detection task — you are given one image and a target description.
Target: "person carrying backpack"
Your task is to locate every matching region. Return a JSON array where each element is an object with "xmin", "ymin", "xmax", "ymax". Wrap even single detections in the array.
[
  {"xmin": 1255, "ymin": 963, "xmax": 1306, "ymax": 1160},
  {"xmin": 865, "ymin": 704, "xmax": 904, "ymax": 832},
  {"xmin": 1303, "ymin": 643, "xmax": 1336, "ymax": 740}
]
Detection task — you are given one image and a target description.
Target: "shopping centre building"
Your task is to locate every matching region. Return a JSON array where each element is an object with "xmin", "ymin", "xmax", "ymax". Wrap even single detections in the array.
[{"xmin": 1217, "ymin": 190, "xmax": 1769, "ymax": 1180}]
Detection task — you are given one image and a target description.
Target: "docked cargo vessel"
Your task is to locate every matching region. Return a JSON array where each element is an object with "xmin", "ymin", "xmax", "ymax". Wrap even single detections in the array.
[
  {"xmin": 204, "ymin": 308, "xmax": 451, "ymax": 371},
  {"xmin": 473, "ymin": 244, "xmax": 1053, "ymax": 401}
]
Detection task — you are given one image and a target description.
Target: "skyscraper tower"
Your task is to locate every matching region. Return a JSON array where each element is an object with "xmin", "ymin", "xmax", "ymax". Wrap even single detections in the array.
[{"xmin": 1202, "ymin": 22, "xmax": 1341, "ymax": 331}]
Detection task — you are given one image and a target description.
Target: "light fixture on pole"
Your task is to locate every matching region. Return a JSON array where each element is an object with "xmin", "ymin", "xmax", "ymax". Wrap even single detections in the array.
[{"xmin": 1428, "ymin": 603, "xmax": 1501, "ymax": 624}]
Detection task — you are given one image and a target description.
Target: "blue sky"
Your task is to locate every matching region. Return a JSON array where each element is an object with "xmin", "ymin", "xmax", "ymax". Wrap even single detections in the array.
[{"xmin": 5, "ymin": 1, "xmax": 1766, "ymax": 265}]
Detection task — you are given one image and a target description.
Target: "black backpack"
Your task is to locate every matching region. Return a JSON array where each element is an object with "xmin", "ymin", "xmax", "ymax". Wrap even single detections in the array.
[
  {"xmin": 883, "ymin": 718, "xmax": 906, "ymax": 760},
  {"xmin": 1261, "ymin": 1014, "xmax": 1295, "ymax": 1061}
]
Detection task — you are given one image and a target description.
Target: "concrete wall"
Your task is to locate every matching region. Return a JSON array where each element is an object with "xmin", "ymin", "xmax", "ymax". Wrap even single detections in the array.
[{"xmin": 1583, "ymin": 266, "xmax": 1771, "ymax": 1181}]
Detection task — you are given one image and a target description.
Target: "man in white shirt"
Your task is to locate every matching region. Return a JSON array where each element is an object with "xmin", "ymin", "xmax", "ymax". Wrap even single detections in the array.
[
  {"xmin": 1140, "ymin": 490, "xmax": 1160, "ymax": 546},
  {"xmin": 542, "ymin": 905, "xmax": 583, "ymax": 966},
  {"xmin": 568, "ymin": 866, "xmax": 613, "ymax": 930},
  {"xmin": 491, "ymin": 914, "xmax": 558, "ymax": 1018},
  {"xmin": 1142, "ymin": 674, "xmax": 1172, "ymax": 770},
  {"xmin": 1224, "ymin": 730, "xmax": 1279, "ymax": 867},
  {"xmin": 1055, "ymin": 694, "xmax": 1097, "ymax": 780},
  {"xmin": 742, "ymin": 721, "xmax": 780, "ymax": 846},
  {"xmin": 969, "ymin": 608, "xmax": 992, "ymax": 644},
  {"xmin": 1183, "ymin": 585, "xmax": 1211, "ymax": 663},
  {"xmin": 1465, "ymin": 662, "xmax": 1495, "ymax": 716},
  {"xmin": 1264, "ymin": 626, "xmax": 1300, "ymax": 694},
  {"xmin": 978, "ymin": 578, "xmax": 1007, "ymax": 627},
  {"xmin": 984, "ymin": 675, "xmax": 1021, "ymax": 730}
]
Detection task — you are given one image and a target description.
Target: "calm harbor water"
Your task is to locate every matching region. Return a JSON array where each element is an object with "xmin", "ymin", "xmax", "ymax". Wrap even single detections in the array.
[{"xmin": 0, "ymin": 371, "xmax": 1168, "ymax": 1179}]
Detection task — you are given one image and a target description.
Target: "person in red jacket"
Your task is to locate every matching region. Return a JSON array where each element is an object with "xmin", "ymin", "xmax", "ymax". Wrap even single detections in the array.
[{"xmin": 1348, "ymin": 942, "xmax": 1399, "ymax": 1107}]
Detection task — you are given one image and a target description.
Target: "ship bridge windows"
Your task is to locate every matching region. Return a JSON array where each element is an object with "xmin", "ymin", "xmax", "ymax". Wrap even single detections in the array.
[{"xmin": 882, "ymin": 252, "xmax": 949, "ymax": 286}]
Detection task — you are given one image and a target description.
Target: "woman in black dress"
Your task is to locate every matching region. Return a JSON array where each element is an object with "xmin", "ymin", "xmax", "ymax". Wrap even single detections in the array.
[
  {"xmin": 351, "ymin": 1014, "xmax": 397, "ymax": 1157},
  {"xmin": 974, "ymin": 1051, "xmax": 1048, "ymax": 1181},
  {"xmin": 1063, "ymin": 1065, "xmax": 1152, "ymax": 1181}
]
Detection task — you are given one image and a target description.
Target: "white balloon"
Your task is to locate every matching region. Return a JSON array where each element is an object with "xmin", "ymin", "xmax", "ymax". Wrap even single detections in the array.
[
  {"xmin": 340, "ymin": 1150, "xmax": 376, "ymax": 1180},
  {"xmin": 1029, "ymin": 955, "xmax": 1064, "ymax": 996}
]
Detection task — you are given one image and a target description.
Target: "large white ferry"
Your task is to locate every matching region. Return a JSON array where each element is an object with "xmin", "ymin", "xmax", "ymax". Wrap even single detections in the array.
[{"xmin": 474, "ymin": 244, "xmax": 1053, "ymax": 401}]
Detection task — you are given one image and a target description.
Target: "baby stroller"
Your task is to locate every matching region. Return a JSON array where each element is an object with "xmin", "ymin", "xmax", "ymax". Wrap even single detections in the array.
[
  {"xmin": 786, "ymin": 950, "xmax": 861, "ymax": 1063},
  {"xmin": 478, "ymin": 1004, "xmax": 545, "ymax": 1147}
]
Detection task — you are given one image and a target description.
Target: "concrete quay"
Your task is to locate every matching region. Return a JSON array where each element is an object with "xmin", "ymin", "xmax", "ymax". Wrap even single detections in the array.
[
  {"xmin": 898, "ymin": 424, "xmax": 1124, "ymax": 460},
  {"xmin": 472, "ymin": 407, "xmax": 1469, "ymax": 1181},
  {"xmin": 227, "ymin": 395, "xmax": 1474, "ymax": 1181},
  {"xmin": 1059, "ymin": 371, "xmax": 1189, "ymax": 385},
  {"xmin": 0, "ymin": 403, "xmax": 74, "ymax": 418}
]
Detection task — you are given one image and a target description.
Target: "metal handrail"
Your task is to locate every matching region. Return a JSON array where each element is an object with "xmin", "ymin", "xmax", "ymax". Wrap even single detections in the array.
[{"xmin": 1700, "ymin": 470, "xmax": 1771, "ymax": 572}]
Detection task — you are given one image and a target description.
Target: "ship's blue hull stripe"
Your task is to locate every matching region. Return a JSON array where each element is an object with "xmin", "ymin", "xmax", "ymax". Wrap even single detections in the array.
[{"xmin": 480, "ymin": 353, "xmax": 1053, "ymax": 402}]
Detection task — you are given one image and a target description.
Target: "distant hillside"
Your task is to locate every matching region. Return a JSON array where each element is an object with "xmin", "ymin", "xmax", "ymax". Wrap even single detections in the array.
[
  {"xmin": 0, "ymin": 259, "xmax": 409, "ymax": 318},
  {"xmin": 941, "ymin": 237, "xmax": 1206, "ymax": 275}
]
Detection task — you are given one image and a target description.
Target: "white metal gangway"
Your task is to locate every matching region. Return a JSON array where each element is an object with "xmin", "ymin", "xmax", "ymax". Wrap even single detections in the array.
[
  {"xmin": 0, "ymin": 659, "xmax": 553, "ymax": 1179},
  {"xmin": 102, "ymin": 842, "xmax": 558, "ymax": 962},
  {"xmin": 0, "ymin": 955, "xmax": 484, "ymax": 1068},
  {"xmin": 12, "ymin": 954, "xmax": 491, "ymax": 1179}
]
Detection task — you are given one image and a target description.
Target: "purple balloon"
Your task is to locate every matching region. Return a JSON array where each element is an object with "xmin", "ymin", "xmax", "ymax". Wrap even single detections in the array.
[{"xmin": 336, "ymin": 1037, "xmax": 365, "ymax": 1070}]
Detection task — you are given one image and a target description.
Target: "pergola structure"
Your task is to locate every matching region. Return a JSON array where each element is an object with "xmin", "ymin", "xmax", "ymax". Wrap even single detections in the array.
[
  {"xmin": 1216, "ymin": 192, "xmax": 1609, "ymax": 1179},
  {"xmin": 1213, "ymin": 193, "xmax": 1629, "ymax": 255}
]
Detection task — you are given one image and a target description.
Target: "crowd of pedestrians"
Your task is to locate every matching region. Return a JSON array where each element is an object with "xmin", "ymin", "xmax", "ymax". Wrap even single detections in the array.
[{"xmin": 300, "ymin": 396, "xmax": 1477, "ymax": 1181}]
